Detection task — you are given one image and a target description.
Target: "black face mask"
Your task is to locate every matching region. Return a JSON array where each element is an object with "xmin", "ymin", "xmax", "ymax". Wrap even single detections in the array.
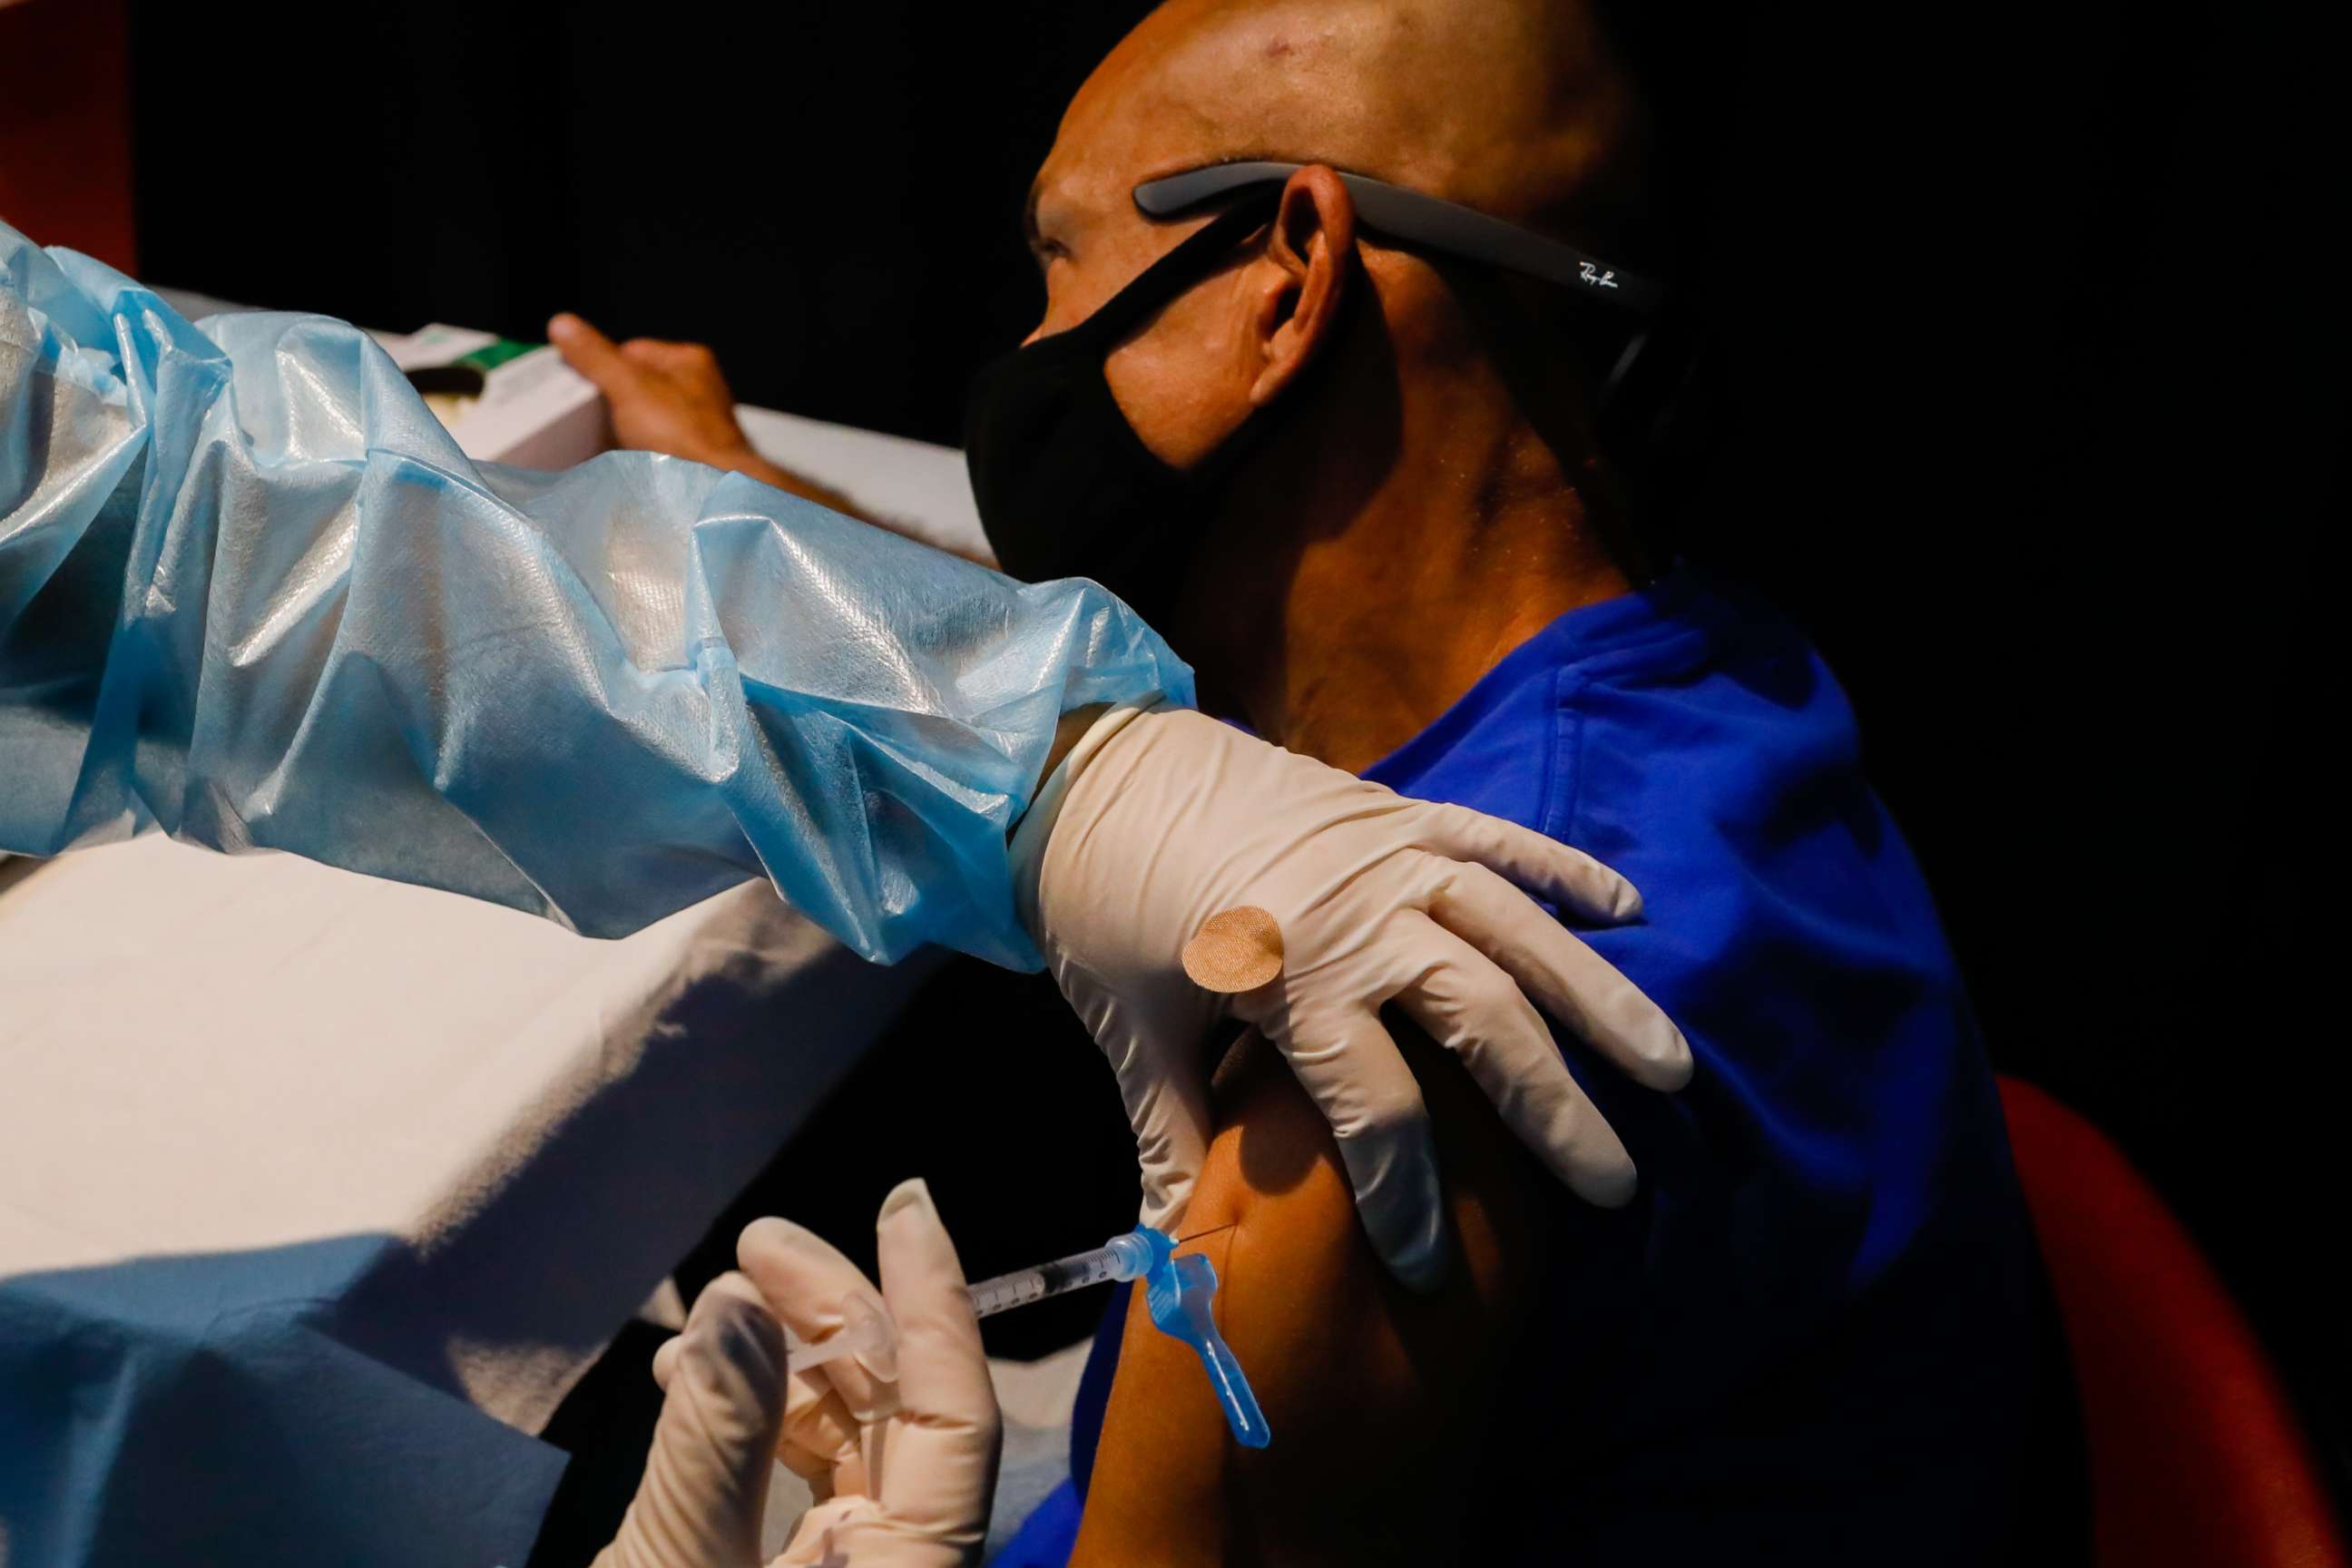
[{"xmin": 964, "ymin": 191, "xmax": 1283, "ymax": 622}]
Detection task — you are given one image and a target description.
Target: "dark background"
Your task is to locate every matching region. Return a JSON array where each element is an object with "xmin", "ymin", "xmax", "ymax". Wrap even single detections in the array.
[{"xmin": 117, "ymin": 0, "xmax": 2336, "ymax": 1528}]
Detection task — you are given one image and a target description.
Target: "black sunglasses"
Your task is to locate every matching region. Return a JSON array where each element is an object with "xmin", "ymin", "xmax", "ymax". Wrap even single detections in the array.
[{"xmin": 1132, "ymin": 161, "xmax": 1661, "ymax": 313}]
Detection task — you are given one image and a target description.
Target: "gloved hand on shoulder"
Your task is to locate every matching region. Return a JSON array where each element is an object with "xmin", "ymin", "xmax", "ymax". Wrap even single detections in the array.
[{"xmin": 1018, "ymin": 701, "xmax": 1693, "ymax": 1291}]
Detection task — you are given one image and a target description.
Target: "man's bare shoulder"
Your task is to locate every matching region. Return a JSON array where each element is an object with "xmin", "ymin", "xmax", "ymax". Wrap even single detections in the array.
[{"xmin": 1073, "ymin": 1026, "xmax": 1547, "ymax": 1566}]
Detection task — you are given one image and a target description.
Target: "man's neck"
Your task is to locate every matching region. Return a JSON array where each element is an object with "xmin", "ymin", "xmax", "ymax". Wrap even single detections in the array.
[{"xmin": 1202, "ymin": 401, "xmax": 1633, "ymax": 776}]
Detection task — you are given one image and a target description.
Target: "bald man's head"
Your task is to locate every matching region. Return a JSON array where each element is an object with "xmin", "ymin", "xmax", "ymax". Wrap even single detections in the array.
[
  {"xmin": 983, "ymin": 0, "xmax": 1664, "ymax": 728},
  {"xmin": 1034, "ymin": 0, "xmax": 1653, "ymax": 285}
]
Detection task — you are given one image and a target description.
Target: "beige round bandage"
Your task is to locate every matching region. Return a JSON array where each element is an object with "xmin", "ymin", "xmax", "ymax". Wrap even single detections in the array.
[{"xmin": 1181, "ymin": 906, "xmax": 1286, "ymax": 994}]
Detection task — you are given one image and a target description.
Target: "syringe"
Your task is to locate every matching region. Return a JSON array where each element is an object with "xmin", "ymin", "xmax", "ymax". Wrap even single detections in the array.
[
  {"xmin": 965, "ymin": 1229, "xmax": 1159, "ymax": 1318},
  {"xmin": 780, "ymin": 1230, "xmax": 1161, "ymax": 1372},
  {"xmin": 782, "ymin": 1224, "xmax": 1269, "ymax": 1448},
  {"xmin": 967, "ymin": 1224, "xmax": 1268, "ymax": 1449}
]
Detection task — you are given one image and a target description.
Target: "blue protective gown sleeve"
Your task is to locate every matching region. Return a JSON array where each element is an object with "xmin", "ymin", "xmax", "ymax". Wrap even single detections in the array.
[{"xmin": 0, "ymin": 224, "xmax": 1193, "ymax": 968}]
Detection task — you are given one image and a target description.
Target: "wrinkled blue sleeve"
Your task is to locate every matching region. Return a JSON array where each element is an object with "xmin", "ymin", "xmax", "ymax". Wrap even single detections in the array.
[{"xmin": 0, "ymin": 225, "xmax": 1192, "ymax": 968}]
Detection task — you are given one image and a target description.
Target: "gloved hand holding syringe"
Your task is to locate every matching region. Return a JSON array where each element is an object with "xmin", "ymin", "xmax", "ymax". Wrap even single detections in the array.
[
  {"xmin": 784, "ymin": 1222, "xmax": 1269, "ymax": 1449},
  {"xmin": 618, "ymin": 1191, "xmax": 1265, "ymax": 1568}
]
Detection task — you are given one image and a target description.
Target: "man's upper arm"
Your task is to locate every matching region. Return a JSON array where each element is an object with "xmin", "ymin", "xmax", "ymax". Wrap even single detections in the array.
[{"xmin": 1072, "ymin": 1024, "xmax": 1547, "ymax": 1566}]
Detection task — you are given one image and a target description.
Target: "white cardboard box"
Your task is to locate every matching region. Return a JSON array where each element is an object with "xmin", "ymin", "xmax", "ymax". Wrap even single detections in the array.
[
  {"xmin": 371, "ymin": 323, "xmax": 612, "ymax": 469},
  {"xmin": 362, "ymin": 323, "xmax": 996, "ymax": 562}
]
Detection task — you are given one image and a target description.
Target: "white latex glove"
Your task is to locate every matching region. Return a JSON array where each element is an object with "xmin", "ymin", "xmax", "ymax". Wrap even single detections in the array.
[
  {"xmin": 1014, "ymin": 702, "xmax": 1694, "ymax": 1290},
  {"xmin": 593, "ymin": 1272, "xmax": 790, "ymax": 1568},
  {"xmin": 600, "ymin": 1180, "xmax": 1000, "ymax": 1568},
  {"xmin": 750, "ymin": 1180, "xmax": 1001, "ymax": 1568}
]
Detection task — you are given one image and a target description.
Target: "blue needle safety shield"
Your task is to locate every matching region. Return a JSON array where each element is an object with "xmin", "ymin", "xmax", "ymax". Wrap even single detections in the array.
[{"xmin": 1137, "ymin": 1225, "xmax": 1271, "ymax": 1449}]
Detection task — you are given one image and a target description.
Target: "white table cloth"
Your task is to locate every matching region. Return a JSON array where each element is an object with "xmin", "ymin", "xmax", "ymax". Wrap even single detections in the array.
[{"xmin": 0, "ymin": 407, "xmax": 984, "ymax": 1566}]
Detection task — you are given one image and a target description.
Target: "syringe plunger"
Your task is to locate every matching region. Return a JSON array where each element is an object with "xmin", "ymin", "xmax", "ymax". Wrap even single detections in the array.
[{"xmin": 782, "ymin": 1291, "xmax": 897, "ymax": 1377}]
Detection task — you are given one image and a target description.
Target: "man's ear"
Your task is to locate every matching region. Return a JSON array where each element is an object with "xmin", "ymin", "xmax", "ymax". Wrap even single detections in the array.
[{"xmin": 1248, "ymin": 165, "xmax": 1357, "ymax": 407}]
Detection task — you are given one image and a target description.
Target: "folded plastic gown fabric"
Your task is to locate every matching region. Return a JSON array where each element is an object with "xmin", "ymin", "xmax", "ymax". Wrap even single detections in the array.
[{"xmin": 0, "ymin": 223, "xmax": 1192, "ymax": 968}]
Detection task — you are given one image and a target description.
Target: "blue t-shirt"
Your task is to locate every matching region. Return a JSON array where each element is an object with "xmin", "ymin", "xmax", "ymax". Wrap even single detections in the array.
[{"xmin": 997, "ymin": 574, "xmax": 2064, "ymax": 1565}]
